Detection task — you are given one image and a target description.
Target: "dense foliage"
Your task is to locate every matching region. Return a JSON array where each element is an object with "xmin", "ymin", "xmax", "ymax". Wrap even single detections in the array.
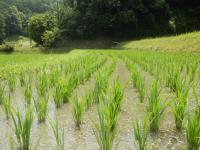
[
  {"xmin": 0, "ymin": 0, "xmax": 200, "ymax": 47},
  {"xmin": 0, "ymin": 0, "xmax": 55, "ymax": 43}
]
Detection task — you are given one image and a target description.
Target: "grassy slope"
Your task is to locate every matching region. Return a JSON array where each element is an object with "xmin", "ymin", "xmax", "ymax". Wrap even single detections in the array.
[{"xmin": 118, "ymin": 31, "xmax": 200, "ymax": 52}]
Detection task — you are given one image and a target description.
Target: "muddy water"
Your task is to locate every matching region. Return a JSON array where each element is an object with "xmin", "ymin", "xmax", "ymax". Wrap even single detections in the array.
[{"xmin": 0, "ymin": 57, "xmax": 192, "ymax": 150}]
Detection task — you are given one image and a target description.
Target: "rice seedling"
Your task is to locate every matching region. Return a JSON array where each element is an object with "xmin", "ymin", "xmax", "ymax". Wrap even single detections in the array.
[
  {"xmin": 147, "ymin": 81, "xmax": 160, "ymax": 112},
  {"xmin": 112, "ymin": 80, "xmax": 124, "ymax": 111},
  {"xmin": 147, "ymin": 81, "xmax": 164, "ymax": 132},
  {"xmin": 19, "ymin": 69, "xmax": 26, "ymax": 87},
  {"xmin": 10, "ymin": 107, "xmax": 34, "ymax": 150},
  {"xmin": 72, "ymin": 95, "xmax": 84, "ymax": 128},
  {"xmin": 33, "ymin": 95, "xmax": 49, "ymax": 123},
  {"xmin": 186, "ymin": 88, "xmax": 200, "ymax": 150},
  {"xmin": 53, "ymin": 79, "xmax": 66, "ymax": 108},
  {"xmin": 50, "ymin": 119, "xmax": 65, "ymax": 150},
  {"xmin": 0, "ymin": 83, "xmax": 5, "ymax": 104},
  {"xmin": 133, "ymin": 117, "xmax": 149, "ymax": 150},
  {"xmin": 93, "ymin": 102, "xmax": 117, "ymax": 150},
  {"xmin": 24, "ymin": 83, "xmax": 32, "ymax": 106},
  {"xmin": 36, "ymin": 71, "xmax": 49, "ymax": 97},
  {"xmin": 83, "ymin": 91, "xmax": 94, "ymax": 110},
  {"xmin": 94, "ymin": 74, "xmax": 109, "ymax": 103},
  {"xmin": 7, "ymin": 73, "xmax": 16, "ymax": 92},
  {"xmin": 62, "ymin": 74, "xmax": 78, "ymax": 103},
  {"xmin": 2, "ymin": 95, "xmax": 12, "ymax": 119},
  {"xmin": 173, "ymin": 89, "xmax": 189, "ymax": 130},
  {"xmin": 49, "ymin": 69, "xmax": 59, "ymax": 88}
]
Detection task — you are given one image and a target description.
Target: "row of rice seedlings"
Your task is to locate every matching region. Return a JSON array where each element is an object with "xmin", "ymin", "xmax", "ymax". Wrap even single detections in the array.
[
  {"xmin": 72, "ymin": 95, "xmax": 84, "ymax": 129},
  {"xmin": 94, "ymin": 100, "xmax": 118, "ymax": 150},
  {"xmin": 94, "ymin": 59, "xmax": 117, "ymax": 103},
  {"xmin": 132, "ymin": 117, "xmax": 149, "ymax": 150},
  {"xmin": 10, "ymin": 107, "xmax": 34, "ymax": 150},
  {"xmin": 147, "ymin": 81, "xmax": 165, "ymax": 132},
  {"xmin": 52, "ymin": 56, "xmax": 106, "ymax": 109},
  {"xmin": 131, "ymin": 66, "xmax": 145, "ymax": 103},
  {"xmin": 186, "ymin": 88, "xmax": 200, "ymax": 150},
  {"xmin": 94, "ymin": 81, "xmax": 124, "ymax": 150},
  {"xmin": 50, "ymin": 119, "xmax": 65, "ymax": 150},
  {"xmin": 33, "ymin": 95, "xmax": 49, "ymax": 123},
  {"xmin": 122, "ymin": 57, "xmax": 145, "ymax": 103}
]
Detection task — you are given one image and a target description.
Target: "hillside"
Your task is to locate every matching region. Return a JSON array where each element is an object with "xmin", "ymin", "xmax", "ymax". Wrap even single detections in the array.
[{"xmin": 119, "ymin": 31, "xmax": 200, "ymax": 52}]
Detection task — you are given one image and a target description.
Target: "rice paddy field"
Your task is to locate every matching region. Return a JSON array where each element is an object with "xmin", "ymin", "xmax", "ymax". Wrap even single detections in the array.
[{"xmin": 0, "ymin": 50, "xmax": 200, "ymax": 150}]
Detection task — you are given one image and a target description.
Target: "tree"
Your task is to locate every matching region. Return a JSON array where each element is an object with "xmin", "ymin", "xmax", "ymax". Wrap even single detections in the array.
[
  {"xmin": 5, "ymin": 6, "xmax": 24, "ymax": 36},
  {"xmin": 0, "ymin": 14, "xmax": 5, "ymax": 43},
  {"xmin": 28, "ymin": 13, "xmax": 56, "ymax": 45}
]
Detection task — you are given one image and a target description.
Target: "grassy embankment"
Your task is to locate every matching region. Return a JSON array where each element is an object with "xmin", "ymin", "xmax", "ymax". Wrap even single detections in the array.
[{"xmin": 118, "ymin": 31, "xmax": 200, "ymax": 52}]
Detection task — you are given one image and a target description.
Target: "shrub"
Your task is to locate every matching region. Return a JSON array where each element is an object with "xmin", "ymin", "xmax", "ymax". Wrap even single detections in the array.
[
  {"xmin": 0, "ymin": 44, "xmax": 14, "ymax": 53},
  {"xmin": 42, "ymin": 28, "xmax": 59, "ymax": 47}
]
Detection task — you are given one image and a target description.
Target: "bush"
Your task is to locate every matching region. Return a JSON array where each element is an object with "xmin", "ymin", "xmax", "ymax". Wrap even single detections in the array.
[
  {"xmin": 42, "ymin": 28, "xmax": 59, "ymax": 47},
  {"xmin": 0, "ymin": 44, "xmax": 14, "ymax": 52}
]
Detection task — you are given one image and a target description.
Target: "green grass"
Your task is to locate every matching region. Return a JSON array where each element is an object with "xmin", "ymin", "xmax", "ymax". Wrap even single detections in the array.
[{"xmin": 119, "ymin": 31, "xmax": 200, "ymax": 52}]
